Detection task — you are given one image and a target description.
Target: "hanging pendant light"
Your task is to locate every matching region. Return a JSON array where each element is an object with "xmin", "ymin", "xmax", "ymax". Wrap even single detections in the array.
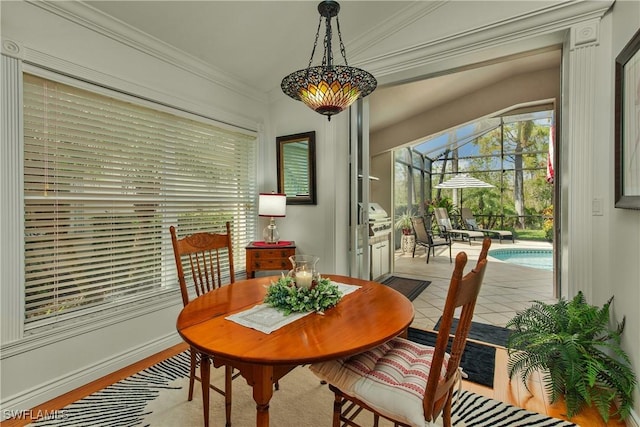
[{"xmin": 281, "ymin": 0, "xmax": 377, "ymax": 121}]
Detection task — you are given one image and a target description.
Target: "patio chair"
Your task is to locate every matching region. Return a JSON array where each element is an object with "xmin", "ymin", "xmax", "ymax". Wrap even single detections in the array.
[
  {"xmin": 310, "ymin": 238, "xmax": 491, "ymax": 427},
  {"xmin": 433, "ymin": 207, "xmax": 484, "ymax": 245},
  {"xmin": 460, "ymin": 207, "xmax": 514, "ymax": 243},
  {"xmin": 411, "ymin": 215, "xmax": 452, "ymax": 263}
]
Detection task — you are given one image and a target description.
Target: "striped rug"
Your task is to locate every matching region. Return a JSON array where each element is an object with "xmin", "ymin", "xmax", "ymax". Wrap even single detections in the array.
[{"xmin": 30, "ymin": 351, "xmax": 577, "ymax": 427}]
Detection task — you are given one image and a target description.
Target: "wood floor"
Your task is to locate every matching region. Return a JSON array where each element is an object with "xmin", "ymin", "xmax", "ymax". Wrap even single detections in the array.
[
  {"xmin": 465, "ymin": 344, "xmax": 627, "ymax": 427},
  {"xmin": 1, "ymin": 342, "xmax": 628, "ymax": 427}
]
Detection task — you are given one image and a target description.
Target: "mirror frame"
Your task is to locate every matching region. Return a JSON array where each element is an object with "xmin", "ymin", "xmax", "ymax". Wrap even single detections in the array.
[{"xmin": 276, "ymin": 131, "xmax": 317, "ymax": 205}]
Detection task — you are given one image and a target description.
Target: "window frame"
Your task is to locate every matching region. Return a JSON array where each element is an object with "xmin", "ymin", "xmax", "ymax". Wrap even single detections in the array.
[{"xmin": 2, "ymin": 64, "xmax": 258, "ymax": 350}]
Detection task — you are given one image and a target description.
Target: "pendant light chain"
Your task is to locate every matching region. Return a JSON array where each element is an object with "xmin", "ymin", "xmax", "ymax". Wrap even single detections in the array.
[
  {"xmin": 323, "ymin": 23, "xmax": 330, "ymax": 66},
  {"xmin": 323, "ymin": 11, "xmax": 333, "ymax": 67},
  {"xmin": 307, "ymin": 17, "xmax": 323, "ymax": 69},
  {"xmin": 335, "ymin": 17, "xmax": 349, "ymax": 66}
]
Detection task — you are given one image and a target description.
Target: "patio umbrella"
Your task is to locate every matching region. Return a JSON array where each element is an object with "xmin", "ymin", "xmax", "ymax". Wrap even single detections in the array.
[
  {"xmin": 435, "ymin": 174, "xmax": 494, "ymax": 189},
  {"xmin": 435, "ymin": 174, "xmax": 494, "ymax": 207}
]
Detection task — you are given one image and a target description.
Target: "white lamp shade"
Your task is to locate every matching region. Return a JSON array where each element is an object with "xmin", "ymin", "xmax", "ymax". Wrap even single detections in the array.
[{"xmin": 258, "ymin": 193, "xmax": 286, "ymax": 217}]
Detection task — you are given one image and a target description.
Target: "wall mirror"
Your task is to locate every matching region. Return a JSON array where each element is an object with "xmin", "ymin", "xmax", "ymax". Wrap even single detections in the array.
[{"xmin": 277, "ymin": 131, "xmax": 317, "ymax": 205}]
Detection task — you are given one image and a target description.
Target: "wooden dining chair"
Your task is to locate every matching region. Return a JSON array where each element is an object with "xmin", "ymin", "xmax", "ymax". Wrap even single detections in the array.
[
  {"xmin": 311, "ymin": 237, "xmax": 491, "ymax": 427},
  {"xmin": 170, "ymin": 222, "xmax": 236, "ymax": 427}
]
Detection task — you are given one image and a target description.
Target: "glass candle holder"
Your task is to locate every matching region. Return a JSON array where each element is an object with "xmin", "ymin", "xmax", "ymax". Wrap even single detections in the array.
[{"xmin": 287, "ymin": 255, "xmax": 320, "ymax": 290}]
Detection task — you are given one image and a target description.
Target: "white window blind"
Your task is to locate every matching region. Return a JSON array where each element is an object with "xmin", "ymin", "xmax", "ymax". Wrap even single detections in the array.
[{"xmin": 22, "ymin": 73, "xmax": 257, "ymax": 332}]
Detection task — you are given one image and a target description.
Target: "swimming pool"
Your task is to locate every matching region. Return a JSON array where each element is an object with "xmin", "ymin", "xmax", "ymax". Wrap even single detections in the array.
[{"xmin": 488, "ymin": 248, "xmax": 553, "ymax": 271}]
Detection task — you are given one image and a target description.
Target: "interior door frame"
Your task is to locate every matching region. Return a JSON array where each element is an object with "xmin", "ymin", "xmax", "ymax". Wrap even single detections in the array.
[{"xmin": 349, "ymin": 99, "xmax": 371, "ymax": 279}]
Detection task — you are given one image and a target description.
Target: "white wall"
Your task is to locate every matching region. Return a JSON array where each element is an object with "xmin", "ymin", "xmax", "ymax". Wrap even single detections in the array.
[
  {"xmin": 0, "ymin": 0, "xmax": 268, "ymax": 414},
  {"xmin": 558, "ymin": 5, "xmax": 640, "ymax": 420},
  {"xmin": 606, "ymin": 0, "xmax": 640, "ymax": 418},
  {"xmin": 263, "ymin": 96, "xmax": 351, "ymax": 276}
]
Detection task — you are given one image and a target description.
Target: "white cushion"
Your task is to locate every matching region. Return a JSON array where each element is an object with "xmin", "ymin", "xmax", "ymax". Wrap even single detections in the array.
[
  {"xmin": 310, "ymin": 337, "xmax": 449, "ymax": 427},
  {"xmin": 438, "ymin": 218, "xmax": 453, "ymax": 230}
]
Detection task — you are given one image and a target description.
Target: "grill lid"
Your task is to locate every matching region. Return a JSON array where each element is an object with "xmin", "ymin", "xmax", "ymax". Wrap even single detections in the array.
[{"xmin": 367, "ymin": 202, "xmax": 390, "ymax": 221}]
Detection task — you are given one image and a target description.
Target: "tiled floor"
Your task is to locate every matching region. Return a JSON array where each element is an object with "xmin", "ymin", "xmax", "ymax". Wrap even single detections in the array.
[{"xmin": 392, "ymin": 238, "xmax": 556, "ymax": 331}]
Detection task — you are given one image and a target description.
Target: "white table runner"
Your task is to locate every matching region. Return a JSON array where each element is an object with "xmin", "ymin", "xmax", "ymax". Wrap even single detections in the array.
[{"xmin": 225, "ymin": 282, "xmax": 360, "ymax": 334}]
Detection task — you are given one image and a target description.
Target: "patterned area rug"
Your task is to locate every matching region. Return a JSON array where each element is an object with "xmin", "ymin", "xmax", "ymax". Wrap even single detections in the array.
[
  {"xmin": 30, "ymin": 351, "xmax": 577, "ymax": 427},
  {"xmin": 381, "ymin": 276, "xmax": 431, "ymax": 301}
]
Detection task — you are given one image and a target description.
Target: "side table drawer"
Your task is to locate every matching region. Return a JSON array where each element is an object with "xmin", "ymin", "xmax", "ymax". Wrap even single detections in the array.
[
  {"xmin": 253, "ymin": 249, "xmax": 293, "ymax": 260},
  {"xmin": 253, "ymin": 258, "xmax": 291, "ymax": 270}
]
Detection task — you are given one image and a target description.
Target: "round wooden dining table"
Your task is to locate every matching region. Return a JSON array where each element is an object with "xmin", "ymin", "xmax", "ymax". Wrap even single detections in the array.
[{"xmin": 176, "ymin": 274, "xmax": 415, "ymax": 427}]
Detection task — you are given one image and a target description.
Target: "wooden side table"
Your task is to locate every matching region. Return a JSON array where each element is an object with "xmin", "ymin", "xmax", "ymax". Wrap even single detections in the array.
[{"xmin": 245, "ymin": 241, "xmax": 296, "ymax": 278}]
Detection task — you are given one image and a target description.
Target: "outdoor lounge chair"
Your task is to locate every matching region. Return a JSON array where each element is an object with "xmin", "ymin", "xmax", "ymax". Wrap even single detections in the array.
[
  {"xmin": 460, "ymin": 207, "xmax": 514, "ymax": 243},
  {"xmin": 411, "ymin": 216, "xmax": 452, "ymax": 263},
  {"xmin": 433, "ymin": 207, "xmax": 484, "ymax": 245}
]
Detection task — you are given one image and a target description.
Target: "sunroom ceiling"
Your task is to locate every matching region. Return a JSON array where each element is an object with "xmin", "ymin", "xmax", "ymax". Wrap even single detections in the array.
[{"xmin": 414, "ymin": 110, "xmax": 554, "ymax": 160}]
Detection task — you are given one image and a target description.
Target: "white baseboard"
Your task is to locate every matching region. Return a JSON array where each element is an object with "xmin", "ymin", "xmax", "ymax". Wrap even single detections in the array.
[
  {"xmin": 1, "ymin": 333, "xmax": 182, "ymax": 419},
  {"xmin": 627, "ymin": 409, "xmax": 640, "ymax": 427}
]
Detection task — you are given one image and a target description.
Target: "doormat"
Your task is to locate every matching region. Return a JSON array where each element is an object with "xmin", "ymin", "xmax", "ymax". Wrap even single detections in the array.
[
  {"xmin": 435, "ymin": 317, "xmax": 512, "ymax": 347},
  {"xmin": 407, "ymin": 327, "xmax": 496, "ymax": 388},
  {"xmin": 381, "ymin": 276, "xmax": 431, "ymax": 301}
]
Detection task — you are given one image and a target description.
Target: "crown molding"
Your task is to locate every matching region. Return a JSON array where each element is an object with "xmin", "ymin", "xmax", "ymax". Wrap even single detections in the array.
[
  {"xmin": 347, "ymin": 1, "xmax": 449, "ymax": 60},
  {"xmin": 24, "ymin": 0, "xmax": 614, "ymax": 106},
  {"xmin": 27, "ymin": 0, "xmax": 269, "ymax": 104},
  {"xmin": 357, "ymin": 0, "xmax": 614, "ymax": 84}
]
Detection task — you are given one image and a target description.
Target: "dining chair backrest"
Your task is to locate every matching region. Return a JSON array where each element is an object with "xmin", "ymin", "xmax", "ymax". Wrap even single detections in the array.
[
  {"xmin": 423, "ymin": 237, "xmax": 490, "ymax": 421},
  {"xmin": 170, "ymin": 222, "xmax": 235, "ymax": 307},
  {"xmin": 477, "ymin": 235, "xmax": 491, "ymax": 268}
]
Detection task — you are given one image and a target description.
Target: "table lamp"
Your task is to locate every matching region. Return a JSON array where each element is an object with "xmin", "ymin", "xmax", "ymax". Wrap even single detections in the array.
[{"xmin": 258, "ymin": 193, "xmax": 286, "ymax": 244}]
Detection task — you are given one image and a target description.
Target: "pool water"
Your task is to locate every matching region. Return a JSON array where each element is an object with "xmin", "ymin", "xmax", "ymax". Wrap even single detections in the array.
[{"xmin": 488, "ymin": 249, "xmax": 553, "ymax": 271}]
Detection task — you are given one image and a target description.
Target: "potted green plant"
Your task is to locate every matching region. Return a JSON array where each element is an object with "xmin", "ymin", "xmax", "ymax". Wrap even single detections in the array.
[
  {"xmin": 506, "ymin": 292, "xmax": 637, "ymax": 422},
  {"xmin": 394, "ymin": 210, "xmax": 415, "ymax": 254},
  {"xmin": 394, "ymin": 211, "xmax": 414, "ymax": 235}
]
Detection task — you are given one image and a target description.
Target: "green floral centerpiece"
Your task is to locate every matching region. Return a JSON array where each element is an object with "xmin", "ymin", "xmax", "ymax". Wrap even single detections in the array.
[{"xmin": 263, "ymin": 275, "xmax": 343, "ymax": 315}]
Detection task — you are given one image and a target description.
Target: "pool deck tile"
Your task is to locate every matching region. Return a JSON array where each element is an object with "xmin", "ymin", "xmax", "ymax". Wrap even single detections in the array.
[{"xmin": 392, "ymin": 239, "xmax": 554, "ymax": 331}]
